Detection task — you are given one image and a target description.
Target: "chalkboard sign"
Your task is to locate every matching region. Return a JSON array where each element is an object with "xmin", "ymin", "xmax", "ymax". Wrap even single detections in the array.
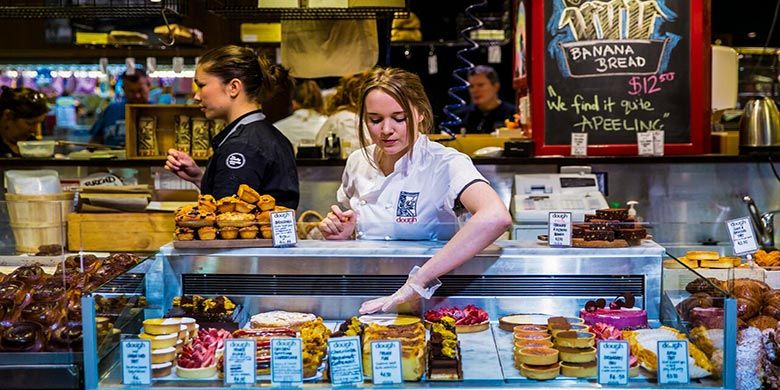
[{"xmin": 531, "ymin": 0, "xmax": 710, "ymax": 155}]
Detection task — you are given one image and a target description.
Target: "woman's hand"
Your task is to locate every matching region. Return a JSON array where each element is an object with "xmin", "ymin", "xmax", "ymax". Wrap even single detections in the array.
[
  {"xmin": 359, "ymin": 283, "xmax": 419, "ymax": 314},
  {"xmin": 165, "ymin": 149, "xmax": 203, "ymax": 187},
  {"xmin": 319, "ymin": 205, "xmax": 356, "ymax": 240}
]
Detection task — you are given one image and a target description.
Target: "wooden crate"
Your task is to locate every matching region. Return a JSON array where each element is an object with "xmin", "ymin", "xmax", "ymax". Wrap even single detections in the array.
[
  {"xmin": 125, "ymin": 104, "xmax": 208, "ymax": 159},
  {"xmin": 67, "ymin": 212, "xmax": 175, "ymax": 252}
]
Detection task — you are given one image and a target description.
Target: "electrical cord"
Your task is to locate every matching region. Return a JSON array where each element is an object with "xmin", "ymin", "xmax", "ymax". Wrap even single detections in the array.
[
  {"xmin": 770, "ymin": 154, "xmax": 780, "ymax": 182},
  {"xmin": 756, "ymin": 0, "xmax": 780, "ymax": 69}
]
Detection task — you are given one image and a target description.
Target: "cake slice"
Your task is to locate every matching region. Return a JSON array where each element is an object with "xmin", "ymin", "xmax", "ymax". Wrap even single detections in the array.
[{"xmin": 427, "ymin": 317, "xmax": 463, "ymax": 381}]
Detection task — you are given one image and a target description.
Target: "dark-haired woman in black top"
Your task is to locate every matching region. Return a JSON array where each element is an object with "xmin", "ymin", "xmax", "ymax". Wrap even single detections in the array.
[
  {"xmin": 0, "ymin": 86, "xmax": 49, "ymax": 157},
  {"xmin": 164, "ymin": 45, "xmax": 300, "ymax": 209}
]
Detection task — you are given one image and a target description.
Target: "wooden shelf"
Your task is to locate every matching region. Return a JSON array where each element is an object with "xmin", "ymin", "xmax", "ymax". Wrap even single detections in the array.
[{"xmin": 0, "ymin": 47, "xmax": 205, "ymax": 61}]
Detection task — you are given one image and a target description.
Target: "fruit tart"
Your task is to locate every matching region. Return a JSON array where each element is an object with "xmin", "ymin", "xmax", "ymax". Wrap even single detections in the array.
[{"xmin": 424, "ymin": 304, "xmax": 489, "ymax": 333}]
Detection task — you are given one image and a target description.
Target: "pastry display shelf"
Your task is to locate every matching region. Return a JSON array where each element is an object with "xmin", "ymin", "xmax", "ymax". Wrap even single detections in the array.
[
  {"xmin": 206, "ymin": 0, "xmax": 408, "ymax": 21},
  {"xmin": 81, "ymin": 239, "xmax": 737, "ymax": 389},
  {"xmin": 0, "ymin": 0, "xmax": 186, "ymax": 19}
]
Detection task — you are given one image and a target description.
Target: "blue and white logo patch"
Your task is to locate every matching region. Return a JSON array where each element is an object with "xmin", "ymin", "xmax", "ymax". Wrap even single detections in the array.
[
  {"xmin": 226, "ymin": 153, "xmax": 245, "ymax": 169},
  {"xmin": 395, "ymin": 191, "xmax": 419, "ymax": 224}
]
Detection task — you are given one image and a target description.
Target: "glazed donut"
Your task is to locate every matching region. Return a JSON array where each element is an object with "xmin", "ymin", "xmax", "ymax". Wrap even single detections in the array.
[
  {"xmin": 47, "ymin": 322, "xmax": 83, "ymax": 352},
  {"xmin": 8, "ymin": 265, "xmax": 46, "ymax": 286},
  {"xmin": 61, "ymin": 254, "xmax": 102, "ymax": 274},
  {"xmin": 0, "ymin": 321, "xmax": 46, "ymax": 352},
  {"xmin": 0, "ymin": 281, "xmax": 32, "ymax": 309},
  {"xmin": 51, "ymin": 268, "xmax": 88, "ymax": 290},
  {"xmin": 104, "ymin": 253, "xmax": 140, "ymax": 270},
  {"xmin": 0, "ymin": 299, "xmax": 20, "ymax": 325},
  {"xmin": 22, "ymin": 300, "xmax": 65, "ymax": 328}
]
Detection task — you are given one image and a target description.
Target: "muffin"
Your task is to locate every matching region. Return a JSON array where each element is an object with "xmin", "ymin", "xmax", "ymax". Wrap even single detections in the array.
[
  {"xmin": 239, "ymin": 226, "xmax": 259, "ymax": 239},
  {"xmin": 260, "ymin": 225, "xmax": 272, "ymax": 239},
  {"xmin": 216, "ymin": 196, "xmax": 239, "ymax": 214},
  {"xmin": 237, "ymin": 184, "xmax": 261, "ymax": 204},
  {"xmin": 235, "ymin": 200, "xmax": 256, "ymax": 214},
  {"xmin": 216, "ymin": 212, "xmax": 255, "ymax": 228},
  {"xmin": 175, "ymin": 227, "xmax": 195, "ymax": 241},
  {"xmin": 256, "ymin": 195, "xmax": 276, "ymax": 211},
  {"xmin": 197, "ymin": 195, "xmax": 217, "ymax": 213},
  {"xmin": 219, "ymin": 227, "xmax": 239, "ymax": 240},
  {"xmin": 198, "ymin": 226, "xmax": 217, "ymax": 240}
]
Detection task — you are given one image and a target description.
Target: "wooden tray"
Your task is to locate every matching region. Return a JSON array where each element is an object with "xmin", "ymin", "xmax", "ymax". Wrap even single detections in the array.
[{"xmin": 172, "ymin": 239, "xmax": 274, "ymax": 249}]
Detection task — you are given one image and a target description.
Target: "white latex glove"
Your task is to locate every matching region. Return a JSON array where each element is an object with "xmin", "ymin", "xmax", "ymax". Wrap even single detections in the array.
[{"xmin": 359, "ymin": 283, "xmax": 419, "ymax": 314}]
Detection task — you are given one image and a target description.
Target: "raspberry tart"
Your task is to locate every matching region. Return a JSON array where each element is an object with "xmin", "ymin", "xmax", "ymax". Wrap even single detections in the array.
[{"xmin": 424, "ymin": 305, "xmax": 489, "ymax": 333}]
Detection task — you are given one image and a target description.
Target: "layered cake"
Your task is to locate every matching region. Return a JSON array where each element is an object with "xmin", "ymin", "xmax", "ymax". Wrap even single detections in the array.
[
  {"xmin": 427, "ymin": 317, "xmax": 463, "ymax": 380},
  {"xmin": 360, "ymin": 315, "xmax": 426, "ymax": 381},
  {"xmin": 250, "ymin": 310, "xmax": 317, "ymax": 330},
  {"xmin": 167, "ymin": 295, "xmax": 239, "ymax": 330},
  {"xmin": 232, "ymin": 327, "xmax": 296, "ymax": 375},
  {"xmin": 580, "ymin": 293, "xmax": 648, "ymax": 330},
  {"xmin": 575, "ymin": 208, "xmax": 648, "ymax": 247}
]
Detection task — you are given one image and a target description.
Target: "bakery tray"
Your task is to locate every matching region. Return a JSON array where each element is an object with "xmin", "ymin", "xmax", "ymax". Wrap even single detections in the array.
[{"xmin": 172, "ymin": 239, "xmax": 274, "ymax": 249}]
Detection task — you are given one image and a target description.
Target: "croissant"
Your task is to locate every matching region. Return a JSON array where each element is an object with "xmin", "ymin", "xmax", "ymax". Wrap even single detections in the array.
[
  {"xmin": 677, "ymin": 292, "xmax": 713, "ymax": 320},
  {"xmin": 748, "ymin": 315, "xmax": 778, "ymax": 330},
  {"xmin": 762, "ymin": 290, "xmax": 780, "ymax": 320},
  {"xmin": 728, "ymin": 279, "xmax": 770, "ymax": 300},
  {"xmin": 0, "ymin": 321, "xmax": 45, "ymax": 352},
  {"xmin": 737, "ymin": 297, "xmax": 761, "ymax": 320}
]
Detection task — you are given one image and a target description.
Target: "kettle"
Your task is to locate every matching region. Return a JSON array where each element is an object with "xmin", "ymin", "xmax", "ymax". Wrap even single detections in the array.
[{"xmin": 739, "ymin": 97, "xmax": 780, "ymax": 153}]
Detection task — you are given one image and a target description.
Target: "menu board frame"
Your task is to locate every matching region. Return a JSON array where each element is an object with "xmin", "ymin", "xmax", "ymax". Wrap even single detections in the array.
[{"xmin": 529, "ymin": 0, "xmax": 710, "ymax": 156}]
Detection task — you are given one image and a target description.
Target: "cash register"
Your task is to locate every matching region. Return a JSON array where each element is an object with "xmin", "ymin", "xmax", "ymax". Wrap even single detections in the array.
[{"xmin": 511, "ymin": 173, "xmax": 609, "ymax": 240}]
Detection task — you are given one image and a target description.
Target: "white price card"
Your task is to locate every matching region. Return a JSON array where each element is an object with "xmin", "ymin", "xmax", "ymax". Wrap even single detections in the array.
[
  {"xmin": 488, "ymin": 45, "xmax": 502, "ymax": 64},
  {"xmin": 370, "ymin": 340, "xmax": 403, "ymax": 385},
  {"xmin": 125, "ymin": 57, "xmax": 136, "ymax": 75},
  {"xmin": 571, "ymin": 132, "xmax": 588, "ymax": 156},
  {"xmin": 548, "ymin": 212, "xmax": 572, "ymax": 247},
  {"xmin": 328, "ymin": 337, "xmax": 364, "ymax": 386},
  {"xmin": 727, "ymin": 217, "xmax": 759, "ymax": 256},
  {"xmin": 271, "ymin": 338, "xmax": 303, "ymax": 386},
  {"xmin": 172, "ymin": 56, "xmax": 184, "ymax": 73},
  {"xmin": 271, "ymin": 210, "xmax": 297, "ymax": 247},
  {"xmin": 146, "ymin": 57, "xmax": 157, "ymax": 73},
  {"xmin": 121, "ymin": 339, "xmax": 151, "ymax": 385},
  {"xmin": 657, "ymin": 340, "xmax": 689, "ymax": 385},
  {"xmin": 651, "ymin": 130, "xmax": 665, "ymax": 156},
  {"xmin": 428, "ymin": 53, "xmax": 438, "ymax": 75},
  {"xmin": 637, "ymin": 131, "xmax": 654, "ymax": 156},
  {"xmin": 597, "ymin": 340, "xmax": 630, "ymax": 385},
  {"xmin": 224, "ymin": 339, "xmax": 256, "ymax": 385}
]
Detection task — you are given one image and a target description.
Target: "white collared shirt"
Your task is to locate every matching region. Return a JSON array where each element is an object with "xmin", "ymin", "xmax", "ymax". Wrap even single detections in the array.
[
  {"xmin": 337, "ymin": 135, "xmax": 488, "ymax": 241},
  {"xmin": 274, "ymin": 108, "xmax": 327, "ymax": 148}
]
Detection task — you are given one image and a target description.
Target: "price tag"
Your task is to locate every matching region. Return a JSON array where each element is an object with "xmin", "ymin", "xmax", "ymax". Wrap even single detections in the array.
[
  {"xmin": 121, "ymin": 339, "xmax": 151, "ymax": 385},
  {"xmin": 488, "ymin": 45, "xmax": 502, "ymax": 64},
  {"xmin": 428, "ymin": 53, "xmax": 438, "ymax": 75},
  {"xmin": 637, "ymin": 131, "xmax": 654, "ymax": 155},
  {"xmin": 726, "ymin": 217, "xmax": 759, "ymax": 255},
  {"xmin": 146, "ymin": 57, "xmax": 157, "ymax": 73},
  {"xmin": 597, "ymin": 340, "xmax": 630, "ymax": 385},
  {"xmin": 571, "ymin": 132, "xmax": 588, "ymax": 156},
  {"xmin": 271, "ymin": 210, "xmax": 297, "ymax": 247},
  {"xmin": 328, "ymin": 337, "xmax": 364, "ymax": 386},
  {"xmin": 370, "ymin": 340, "xmax": 403, "ymax": 385},
  {"xmin": 99, "ymin": 57, "xmax": 109, "ymax": 74},
  {"xmin": 548, "ymin": 212, "xmax": 572, "ymax": 247},
  {"xmin": 657, "ymin": 340, "xmax": 689, "ymax": 385},
  {"xmin": 224, "ymin": 339, "xmax": 256, "ymax": 385},
  {"xmin": 651, "ymin": 130, "xmax": 665, "ymax": 156},
  {"xmin": 271, "ymin": 338, "xmax": 303, "ymax": 386},
  {"xmin": 125, "ymin": 57, "xmax": 136, "ymax": 75},
  {"xmin": 172, "ymin": 57, "xmax": 184, "ymax": 73}
]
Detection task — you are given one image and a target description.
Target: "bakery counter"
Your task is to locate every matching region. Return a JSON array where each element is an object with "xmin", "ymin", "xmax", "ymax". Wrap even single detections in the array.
[{"xmin": 80, "ymin": 239, "xmax": 741, "ymax": 389}]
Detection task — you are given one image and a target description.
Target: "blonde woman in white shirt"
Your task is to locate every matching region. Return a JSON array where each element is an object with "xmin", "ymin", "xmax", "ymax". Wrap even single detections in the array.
[
  {"xmin": 315, "ymin": 72, "xmax": 369, "ymax": 155},
  {"xmin": 274, "ymin": 79, "xmax": 327, "ymax": 149},
  {"xmin": 318, "ymin": 67, "xmax": 512, "ymax": 314}
]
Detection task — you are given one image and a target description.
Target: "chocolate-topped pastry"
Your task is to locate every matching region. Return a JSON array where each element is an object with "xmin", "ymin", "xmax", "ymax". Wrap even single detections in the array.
[
  {"xmin": 616, "ymin": 228, "xmax": 647, "ymax": 240},
  {"xmin": 0, "ymin": 299, "xmax": 19, "ymax": 325},
  {"xmin": 583, "ymin": 230, "xmax": 615, "ymax": 241},
  {"xmin": 35, "ymin": 244, "xmax": 63, "ymax": 256},
  {"xmin": 30, "ymin": 281, "xmax": 66, "ymax": 302},
  {"xmin": 685, "ymin": 277, "xmax": 723, "ymax": 295},
  {"xmin": 8, "ymin": 265, "xmax": 46, "ymax": 286},
  {"xmin": 0, "ymin": 321, "xmax": 45, "ymax": 352},
  {"xmin": 104, "ymin": 253, "xmax": 140, "ymax": 270},
  {"xmin": 22, "ymin": 300, "xmax": 65, "ymax": 328},
  {"xmin": 583, "ymin": 214, "xmax": 598, "ymax": 222},
  {"xmin": 0, "ymin": 281, "xmax": 31, "ymax": 308},
  {"xmin": 47, "ymin": 322, "xmax": 83, "ymax": 352},
  {"xmin": 51, "ymin": 268, "xmax": 88, "ymax": 290},
  {"xmin": 59, "ymin": 254, "xmax": 101, "ymax": 274}
]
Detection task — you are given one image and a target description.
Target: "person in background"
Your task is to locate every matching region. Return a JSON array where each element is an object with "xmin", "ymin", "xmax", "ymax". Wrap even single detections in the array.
[
  {"xmin": 315, "ymin": 72, "xmax": 368, "ymax": 155},
  {"xmin": 164, "ymin": 45, "xmax": 300, "ymax": 208},
  {"xmin": 274, "ymin": 79, "xmax": 327, "ymax": 150},
  {"xmin": 89, "ymin": 69, "xmax": 151, "ymax": 147},
  {"xmin": 458, "ymin": 65, "xmax": 516, "ymax": 134},
  {"xmin": 0, "ymin": 86, "xmax": 49, "ymax": 157},
  {"xmin": 318, "ymin": 67, "xmax": 512, "ymax": 314}
]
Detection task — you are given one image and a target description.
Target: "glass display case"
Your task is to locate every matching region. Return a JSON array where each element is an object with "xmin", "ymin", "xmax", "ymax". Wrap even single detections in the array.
[{"xmin": 80, "ymin": 239, "xmax": 738, "ymax": 389}]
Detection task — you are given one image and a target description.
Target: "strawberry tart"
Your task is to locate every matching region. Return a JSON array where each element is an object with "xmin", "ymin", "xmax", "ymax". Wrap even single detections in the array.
[{"xmin": 424, "ymin": 305, "xmax": 489, "ymax": 333}]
